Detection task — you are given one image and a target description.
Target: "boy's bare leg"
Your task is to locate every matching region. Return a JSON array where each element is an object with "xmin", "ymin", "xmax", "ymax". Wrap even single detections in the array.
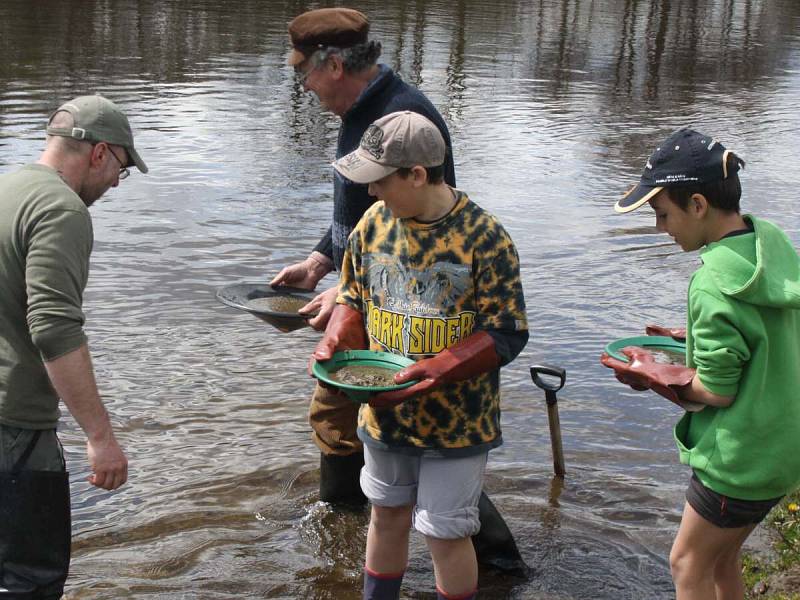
[
  {"xmin": 670, "ymin": 502, "xmax": 756, "ymax": 600},
  {"xmin": 713, "ymin": 522, "xmax": 755, "ymax": 600},
  {"xmin": 426, "ymin": 536, "xmax": 477, "ymax": 597},
  {"xmin": 366, "ymin": 505, "xmax": 414, "ymax": 573}
]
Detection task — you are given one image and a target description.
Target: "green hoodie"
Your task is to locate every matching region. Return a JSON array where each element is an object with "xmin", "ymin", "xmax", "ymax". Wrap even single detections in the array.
[{"xmin": 677, "ymin": 215, "xmax": 800, "ymax": 500}]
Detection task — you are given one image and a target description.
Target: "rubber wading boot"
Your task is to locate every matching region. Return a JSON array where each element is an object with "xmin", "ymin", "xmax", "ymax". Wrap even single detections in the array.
[
  {"xmin": 319, "ymin": 451, "xmax": 368, "ymax": 506},
  {"xmin": 472, "ymin": 491, "xmax": 529, "ymax": 576}
]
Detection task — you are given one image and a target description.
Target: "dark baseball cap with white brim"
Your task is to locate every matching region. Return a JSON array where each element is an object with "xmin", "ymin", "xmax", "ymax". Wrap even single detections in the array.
[{"xmin": 615, "ymin": 128, "xmax": 739, "ymax": 213}]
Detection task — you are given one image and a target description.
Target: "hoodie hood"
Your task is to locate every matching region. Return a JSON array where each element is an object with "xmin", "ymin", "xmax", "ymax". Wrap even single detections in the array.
[{"xmin": 699, "ymin": 215, "xmax": 800, "ymax": 309}]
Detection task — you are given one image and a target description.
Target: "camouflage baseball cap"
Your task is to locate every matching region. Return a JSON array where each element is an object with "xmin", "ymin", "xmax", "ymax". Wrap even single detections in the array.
[
  {"xmin": 46, "ymin": 95, "xmax": 148, "ymax": 173},
  {"xmin": 332, "ymin": 111, "xmax": 445, "ymax": 184}
]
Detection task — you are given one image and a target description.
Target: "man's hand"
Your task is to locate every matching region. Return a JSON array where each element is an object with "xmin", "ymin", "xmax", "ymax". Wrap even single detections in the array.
[
  {"xmin": 303, "ymin": 286, "xmax": 339, "ymax": 331},
  {"xmin": 86, "ymin": 432, "xmax": 128, "ymax": 490},
  {"xmin": 600, "ymin": 347, "xmax": 703, "ymax": 411},
  {"xmin": 270, "ymin": 251, "xmax": 332, "ymax": 291},
  {"xmin": 370, "ymin": 331, "xmax": 499, "ymax": 409},
  {"xmin": 645, "ymin": 324, "xmax": 687, "ymax": 341}
]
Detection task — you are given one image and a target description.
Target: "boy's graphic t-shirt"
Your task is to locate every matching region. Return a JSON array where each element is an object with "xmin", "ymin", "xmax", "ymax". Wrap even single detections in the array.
[{"xmin": 338, "ymin": 191, "xmax": 528, "ymax": 456}]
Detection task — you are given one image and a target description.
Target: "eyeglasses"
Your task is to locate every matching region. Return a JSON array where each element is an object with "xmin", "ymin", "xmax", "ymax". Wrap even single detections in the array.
[
  {"xmin": 94, "ymin": 143, "xmax": 130, "ymax": 180},
  {"xmin": 294, "ymin": 61, "xmax": 318, "ymax": 86},
  {"xmin": 106, "ymin": 145, "xmax": 130, "ymax": 180},
  {"xmin": 294, "ymin": 51, "xmax": 329, "ymax": 86}
]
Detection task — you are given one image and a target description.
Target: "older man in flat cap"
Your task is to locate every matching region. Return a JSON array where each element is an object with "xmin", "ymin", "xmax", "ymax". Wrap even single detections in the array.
[
  {"xmin": 271, "ymin": 7, "xmax": 525, "ymax": 576},
  {"xmin": 0, "ymin": 95, "xmax": 145, "ymax": 597}
]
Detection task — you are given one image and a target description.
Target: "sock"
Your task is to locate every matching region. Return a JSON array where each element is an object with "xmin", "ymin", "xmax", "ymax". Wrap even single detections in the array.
[
  {"xmin": 436, "ymin": 586, "xmax": 477, "ymax": 600},
  {"xmin": 363, "ymin": 566, "xmax": 404, "ymax": 600}
]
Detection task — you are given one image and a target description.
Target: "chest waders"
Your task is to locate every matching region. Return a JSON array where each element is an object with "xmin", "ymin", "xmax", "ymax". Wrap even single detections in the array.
[{"xmin": 0, "ymin": 430, "xmax": 71, "ymax": 598}]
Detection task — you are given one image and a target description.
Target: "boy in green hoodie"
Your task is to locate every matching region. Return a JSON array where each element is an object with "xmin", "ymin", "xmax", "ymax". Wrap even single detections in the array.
[{"xmin": 601, "ymin": 128, "xmax": 800, "ymax": 600}]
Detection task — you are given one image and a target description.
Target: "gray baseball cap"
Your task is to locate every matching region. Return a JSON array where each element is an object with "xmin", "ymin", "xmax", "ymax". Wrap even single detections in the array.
[
  {"xmin": 333, "ymin": 111, "xmax": 445, "ymax": 184},
  {"xmin": 46, "ymin": 95, "xmax": 148, "ymax": 173}
]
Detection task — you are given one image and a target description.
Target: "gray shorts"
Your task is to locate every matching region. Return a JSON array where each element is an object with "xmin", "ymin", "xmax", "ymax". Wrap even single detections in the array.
[{"xmin": 360, "ymin": 444, "xmax": 487, "ymax": 539}]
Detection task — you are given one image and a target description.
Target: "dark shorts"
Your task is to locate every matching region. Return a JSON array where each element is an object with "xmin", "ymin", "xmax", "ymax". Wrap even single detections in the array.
[{"xmin": 686, "ymin": 472, "xmax": 783, "ymax": 529}]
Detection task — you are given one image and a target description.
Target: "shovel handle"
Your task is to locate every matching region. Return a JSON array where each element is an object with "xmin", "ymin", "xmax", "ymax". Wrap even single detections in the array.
[
  {"xmin": 530, "ymin": 364, "xmax": 567, "ymax": 476},
  {"xmin": 530, "ymin": 365, "xmax": 566, "ymax": 393}
]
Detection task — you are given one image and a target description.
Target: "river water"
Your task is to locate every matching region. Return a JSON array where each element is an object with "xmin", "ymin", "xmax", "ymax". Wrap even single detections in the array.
[{"xmin": 1, "ymin": 1, "xmax": 799, "ymax": 598}]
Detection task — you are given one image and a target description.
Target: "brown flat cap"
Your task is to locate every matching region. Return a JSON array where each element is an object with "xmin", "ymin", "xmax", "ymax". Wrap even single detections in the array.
[{"xmin": 287, "ymin": 8, "xmax": 369, "ymax": 66}]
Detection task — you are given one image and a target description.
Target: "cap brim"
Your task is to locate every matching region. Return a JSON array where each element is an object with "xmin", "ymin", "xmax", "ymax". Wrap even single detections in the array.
[
  {"xmin": 332, "ymin": 149, "xmax": 397, "ymax": 184},
  {"xmin": 127, "ymin": 146, "xmax": 148, "ymax": 174},
  {"xmin": 287, "ymin": 48, "xmax": 306, "ymax": 66},
  {"xmin": 614, "ymin": 184, "xmax": 662, "ymax": 213}
]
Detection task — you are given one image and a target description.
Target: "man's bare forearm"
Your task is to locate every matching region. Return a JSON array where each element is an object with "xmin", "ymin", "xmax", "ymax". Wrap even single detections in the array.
[
  {"xmin": 44, "ymin": 343, "xmax": 114, "ymax": 441},
  {"xmin": 44, "ymin": 342, "xmax": 128, "ymax": 490}
]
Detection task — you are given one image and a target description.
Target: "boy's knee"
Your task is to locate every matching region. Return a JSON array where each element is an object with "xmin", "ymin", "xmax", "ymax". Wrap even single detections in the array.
[
  {"xmin": 669, "ymin": 543, "xmax": 686, "ymax": 574},
  {"xmin": 372, "ymin": 505, "xmax": 413, "ymax": 531},
  {"xmin": 669, "ymin": 542, "xmax": 701, "ymax": 586}
]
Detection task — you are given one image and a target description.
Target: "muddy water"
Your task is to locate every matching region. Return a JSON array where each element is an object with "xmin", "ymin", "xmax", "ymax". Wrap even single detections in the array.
[{"xmin": 1, "ymin": 0, "xmax": 799, "ymax": 597}]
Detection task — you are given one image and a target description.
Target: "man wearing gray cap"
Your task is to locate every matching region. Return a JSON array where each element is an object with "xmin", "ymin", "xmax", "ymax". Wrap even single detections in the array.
[{"xmin": 0, "ymin": 94, "xmax": 146, "ymax": 597}]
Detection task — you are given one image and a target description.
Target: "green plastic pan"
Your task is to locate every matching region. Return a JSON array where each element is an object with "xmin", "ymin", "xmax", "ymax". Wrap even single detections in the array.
[
  {"xmin": 312, "ymin": 350, "xmax": 419, "ymax": 403},
  {"xmin": 605, "ymin": 335, "xmax": 686, "ymax": 365}
]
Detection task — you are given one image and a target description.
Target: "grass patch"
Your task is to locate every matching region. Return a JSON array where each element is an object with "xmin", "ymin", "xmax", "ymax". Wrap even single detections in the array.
[{"xmin": 743, "ymin": 490, "xmax": 800, "ymax": 599}]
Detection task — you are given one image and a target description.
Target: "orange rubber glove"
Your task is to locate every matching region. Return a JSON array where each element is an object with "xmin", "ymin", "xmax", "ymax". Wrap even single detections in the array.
[
  {"xmin": 369, "ymin": 330, "xmax": 499, "ymax": 409},
  {"xmin": 308, "ymin": 304, "xmax": 368, "ymax": 376},
  {"xmin": 600, "ymin": 346, "xmax": 703, "ymax": 411},
  {"xmin": 645, "ymin": 324, "xmax": 687, "ymax": 342}
]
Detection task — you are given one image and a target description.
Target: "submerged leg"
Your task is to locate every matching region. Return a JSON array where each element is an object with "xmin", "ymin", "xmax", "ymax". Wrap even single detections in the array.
[
  {"xmin": 472, "ymin": 491, "xmax": 527, "ymax": 575},
  {"xmin": 319, "ymin": 451, "xmax": 367, "ymax": 506},
  {"xmin": 309, "ymin": 384, "xmax": 367, "ymax": 506},
  {"xmin": 363, "ymin": 566, "xmax": 404, "ymax": 600}
]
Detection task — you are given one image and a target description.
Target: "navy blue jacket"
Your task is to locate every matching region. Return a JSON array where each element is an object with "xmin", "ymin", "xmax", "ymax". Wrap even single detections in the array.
[{"xmin": 314, "ymin": 65, "xmax": 456, "ymax": 270}]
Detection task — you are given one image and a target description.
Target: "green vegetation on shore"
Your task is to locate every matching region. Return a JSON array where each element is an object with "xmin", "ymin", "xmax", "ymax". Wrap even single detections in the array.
[{"xmin": 744, "ymin": 490, "xmax": 800, "ymax": 599}]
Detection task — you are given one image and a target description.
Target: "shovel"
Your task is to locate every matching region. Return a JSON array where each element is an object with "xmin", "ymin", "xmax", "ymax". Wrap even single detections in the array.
[{"xmin": 530, "ymin": 365, "xmax": 567, "ymax": 477}]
